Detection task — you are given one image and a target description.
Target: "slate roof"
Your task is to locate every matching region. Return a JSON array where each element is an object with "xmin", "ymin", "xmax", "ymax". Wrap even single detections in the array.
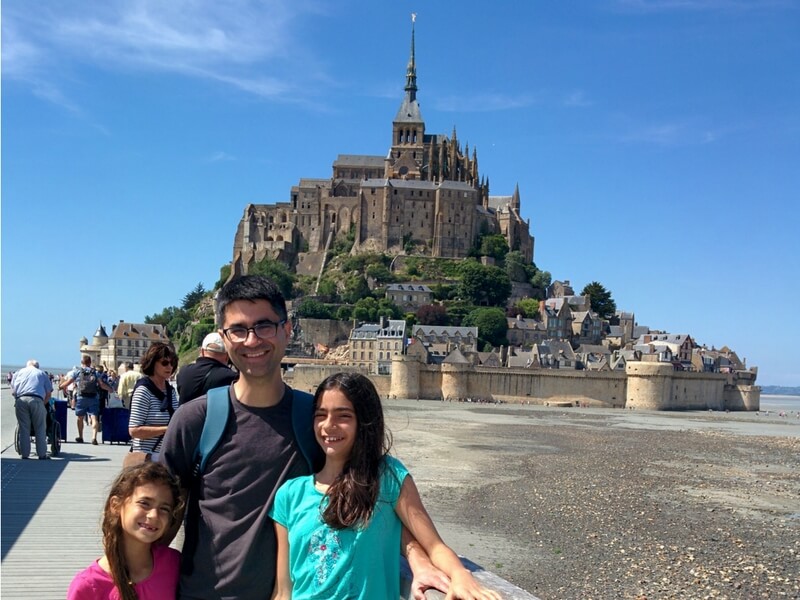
[
  {"xmin": 394, "ymin": 96, "xmax": 424, "ymax": 123},
  {"xmin": 507, "ymin": 316, "xmax": 539, "ymax": 330},
  {"xmin": 386, "ymin": 283, "xmax": 432, "ymax": 293},
  {"xmin": 443, "ymin": 347, "xmax": 471, "ymax": 365},
  {"xmin": 413, "ymin": 325, "xmax": 478, "ymax": 338},
  {"xmin": 110, "ymin": 323, "xmax": 169, "ymax": 341},
  {"xmin": 296, "ymin": 178, "xmax": 330, "ymax": 189},
  {"xmin": 333, "ymin": 154, "xmax": 385, "ymax": 167}
]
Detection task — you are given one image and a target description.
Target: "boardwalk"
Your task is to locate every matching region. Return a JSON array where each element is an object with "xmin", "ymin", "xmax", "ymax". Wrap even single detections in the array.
[
  {"xmin": 1, "ymin": 388, "xmax": 536, "ymax": 600},
  {"xmin": 1, "ymin": 388, "xmax": 131, "ymax": 598}
]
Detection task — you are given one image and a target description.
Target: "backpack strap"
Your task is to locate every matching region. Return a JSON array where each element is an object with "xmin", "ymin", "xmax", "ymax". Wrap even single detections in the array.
[
  {"xmin": 191, "ymin": 386, "xmax": 321, "ymax": 478},
  {"xmin": 291, "ymin": 390, "xmax": 322, "ymax": 472},
  {"xmin": 192, "ymin": 386, "xmax": 230, "ymax": 477}
]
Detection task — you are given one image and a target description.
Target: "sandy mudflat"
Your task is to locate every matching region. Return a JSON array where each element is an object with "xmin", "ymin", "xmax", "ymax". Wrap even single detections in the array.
[{"xmin": 385, "ymin": 400, "xmax": 800, "ymax": 600}]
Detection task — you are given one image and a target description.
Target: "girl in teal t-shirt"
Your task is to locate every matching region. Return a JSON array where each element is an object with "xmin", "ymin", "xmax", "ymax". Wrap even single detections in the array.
[{"xmin": 269, "ymin": 372, "xmax": 501, "ymax": 600}]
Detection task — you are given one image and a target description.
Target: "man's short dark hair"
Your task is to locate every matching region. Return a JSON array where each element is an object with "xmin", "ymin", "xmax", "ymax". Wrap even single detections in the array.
[
  {"xmin": 216, "ymin": 275, "xmax": 288, "ymax": 327},
  {"xmin": 125, "ymin": 362, "xmax": 134, "ymax": 370}
]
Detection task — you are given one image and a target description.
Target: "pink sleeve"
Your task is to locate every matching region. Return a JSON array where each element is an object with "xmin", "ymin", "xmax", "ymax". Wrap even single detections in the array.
[{"xmin": 66, "ymin": 570, "xmax": 94, "ymax": 600}]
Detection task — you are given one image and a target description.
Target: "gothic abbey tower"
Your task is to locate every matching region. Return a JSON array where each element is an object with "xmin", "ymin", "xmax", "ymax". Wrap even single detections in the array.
[{"xmin": 231, "ymin": 20, "xmax": 535, "ymax": 278}]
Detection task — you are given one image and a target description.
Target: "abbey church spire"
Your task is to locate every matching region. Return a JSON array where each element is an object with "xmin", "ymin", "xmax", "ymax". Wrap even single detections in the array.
[
  {"xmin": 393, "ymin": 14, "xmax": 424, "ymax": 125},
  {"xmin": 388, "ymin": 13, "xmax": 426, "ymax": 180},
  {"xmin": 405, "ymin": 13, "xmax": 418, "ymax": 102}
]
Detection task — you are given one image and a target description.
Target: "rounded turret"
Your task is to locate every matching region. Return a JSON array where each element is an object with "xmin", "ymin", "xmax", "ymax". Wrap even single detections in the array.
[{"xmin": 391, "ymin": 354, "xmax": 420, "ymax": 400}]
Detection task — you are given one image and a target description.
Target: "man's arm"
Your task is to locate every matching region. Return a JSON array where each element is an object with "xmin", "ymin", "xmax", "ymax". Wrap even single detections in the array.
[{"xmin": 402, "ymin": 527, "xmax": 450, "ymax": 600}]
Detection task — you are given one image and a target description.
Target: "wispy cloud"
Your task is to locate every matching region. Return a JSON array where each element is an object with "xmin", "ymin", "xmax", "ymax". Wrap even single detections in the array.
[
  {"xmin": 205, "ymin": 151, "xmax": 236, "ymax": 163},
  {"xmin": 434, "ymin": 92, "xmax": 539, "ymax": 113},
  {"xmin": 614, "ymin": 0, "xmax": 796, "ymax": 12},
  {"xmin": 618, "ymin": 120, "xmax": 721, "ymax": 146},
  {"xmin": 564, "ymin": 90, "xmax": 592, "ymax": 108},
  {"xmin": 1, "ymin": 1, "xmax": 329, "ymax": 110}
]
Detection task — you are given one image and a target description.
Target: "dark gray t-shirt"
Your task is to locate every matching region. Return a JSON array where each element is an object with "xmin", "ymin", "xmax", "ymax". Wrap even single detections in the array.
[{"xmin": 161, "ymin": 384, "xmax": 310, "ymax": 600}]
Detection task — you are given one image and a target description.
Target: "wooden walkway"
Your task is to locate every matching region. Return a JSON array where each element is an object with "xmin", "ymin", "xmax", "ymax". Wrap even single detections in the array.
[
  {"xmin": 1, "ymin": 438, "xmax": 130, "ymax": 599},
  {"xmin": 0, "ymin": 396, "xmax": 537, "ymax": 599}
]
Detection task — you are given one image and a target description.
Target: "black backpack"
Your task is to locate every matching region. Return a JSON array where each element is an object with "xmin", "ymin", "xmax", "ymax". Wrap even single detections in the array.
[{"xmin": 78, "ymin": 367, "xmax": 99, "ymax": 396}]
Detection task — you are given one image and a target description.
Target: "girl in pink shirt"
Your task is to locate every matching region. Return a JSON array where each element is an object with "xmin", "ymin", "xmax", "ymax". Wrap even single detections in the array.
[{"xmin": 67, "ymin": 462, "xmax": 183, "ymax": 600}]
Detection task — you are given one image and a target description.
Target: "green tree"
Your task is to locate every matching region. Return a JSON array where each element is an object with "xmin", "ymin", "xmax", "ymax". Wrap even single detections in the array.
[
  {"xmin": 182, "ymin": 282, "xmax": 207, "ymax": 310},
  {"xmin": 515, "ymin": 298, "xmax": 540, "ymax": 319},
  {"xmin": 376, "ymin": 299, "xmax": 402, "ymax": 320},
  {"xmin": 336, "ymin": 306, "xmax": 353, "ymax": 321},
  {"xmin": 352, "ymin": 297, "xmax": 378, "ymax": 322},
  {"xmin": 443, "ymin": 300, "xmax": 475, "ymax": 327},
  {"xmin": 316, "ymin": 278, "xmax": 339, "ymax": 302},
  {"xmin": 249, "ymin": 258, "xmax": 295, "ymax": 299},
  {"xmin": 479, "ymin": 234, "xmax": 509, "ymax": 261},
  {"xmin": 458, "ymin": 261, "xmax": 512, "ymax": 307},
  {"xmin": 342, "ymin": 276, "xmax": 371, "ymax": 304},
  {"xmin": 191, "ymin": 322, "xmax": 216, "ymax": 348},
  {"xmin": 504, "ymin": 251, "xmax": 538, "ymax": 283},
  {"xmin": 365, "ymin": 263, "xmax": 395, "ymax": 285},
  {"xmin": 296, "ymin": 298, "xmax": 332, "ymax": 319},
  {"xmin": 462, "ymin": 307, "xmax": 508, "ymax": 348},
  {"xmin": 531, "ymin": 269, "xmax": 552, "ymax": 290},
  {"xmin": 581, "ymin": 281, "xmax": 617, "ymax": 320},
  {"xmin": 215, "ymin": 264, "xmax": 231, "ymax": 290}
]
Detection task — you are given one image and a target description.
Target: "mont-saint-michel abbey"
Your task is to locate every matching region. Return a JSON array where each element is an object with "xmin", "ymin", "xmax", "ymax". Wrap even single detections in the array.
[
  {"xmin": 225, "ymin": 22, "xmax": 759, "ymax": 413},
  {"xmin": 231, "ymin": 22, "xmax": 533, "ymax": 279}
]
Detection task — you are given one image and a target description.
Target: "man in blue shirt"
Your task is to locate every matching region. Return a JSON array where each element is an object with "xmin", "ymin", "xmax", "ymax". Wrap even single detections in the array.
[
  {"xmin": 11, "ymin": 360, "xmax": 53, "ymax": 460},
  {"xmin": 59, "ymin": 355, "xmax": 114, "ymax": 445}
]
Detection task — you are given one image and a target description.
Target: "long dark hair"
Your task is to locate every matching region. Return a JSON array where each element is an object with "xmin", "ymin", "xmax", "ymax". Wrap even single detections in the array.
[
  {"xmin": 102, "ymin": 462, "xmax": 183, "ymax": 600},
  {"xmin": 314, "ymin": 372, "xmax": 392, "ymax": 530}
]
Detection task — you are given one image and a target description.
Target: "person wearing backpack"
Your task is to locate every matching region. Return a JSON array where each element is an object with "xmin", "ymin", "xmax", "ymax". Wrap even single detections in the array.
[
  {"xmin": 60, "ymin": 355, "xmax": 114, "ymax": 445},
  {"xmin": 161, "ymin": 275, "xmax": 448, "ymax": 600}
]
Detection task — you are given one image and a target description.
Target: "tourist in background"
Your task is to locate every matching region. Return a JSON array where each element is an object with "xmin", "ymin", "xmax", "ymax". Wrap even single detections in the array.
[
  {"xmin": 60, "ymin": 355, "xmax": 115, "ymax": 445},
  {"xmin": 129, "ymin": 343, "xmax": 179, "ymax": 462},
  {"xmin": 117, "ymin": 362, "xmax": 141, "ymax": 409},
  {"xmin": 175, "ymin": 331, "xmax": 237, "ymax": 405},
  {"xmin": 11, "ymin": 359, "xmax": 53, "ymax": 460}
]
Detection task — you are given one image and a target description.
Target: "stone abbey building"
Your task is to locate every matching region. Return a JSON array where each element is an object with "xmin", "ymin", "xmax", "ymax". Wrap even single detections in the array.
[{"xmin": 231, "ymin": 23, "xmax": 535, "ymax": 278}]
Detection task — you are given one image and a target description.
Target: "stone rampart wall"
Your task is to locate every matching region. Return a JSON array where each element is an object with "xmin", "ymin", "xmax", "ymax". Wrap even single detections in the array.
[
  {"xmin": 289, "ymin": 360, "xmax": 758, "ymax": 411},
  {"xmin": 289, "ymin": 365, "xmax": 391, "ymax": 397}
]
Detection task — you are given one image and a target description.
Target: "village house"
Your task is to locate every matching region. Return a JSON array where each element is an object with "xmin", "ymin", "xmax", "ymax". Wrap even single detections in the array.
[
  {"xmin": 79, "ymin": 321, "xmax": 170, "ymax": 370},
  {"xmin": 348, "ymin": 318, "xmax": 406, "ymax": 374},
  {"xmin": 385, "ymin": 283, "xmax": 433, "ymax": 311},
  {"xmin": 411, "ymin": 324, "xmax": 479, "ymax": 355}
]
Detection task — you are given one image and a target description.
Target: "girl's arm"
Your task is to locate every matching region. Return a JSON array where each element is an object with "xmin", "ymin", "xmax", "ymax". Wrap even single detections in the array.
[
  {"xmin": 270, "ymin": 523, "xmax": 292, "ymax": 600},
  {"xmin": 402, "ymin": 529, "xmax": 451, "ymax": 600},
  {"xmin": 396, "ymin": 477, "xmax": 502, "ymax": 600}
]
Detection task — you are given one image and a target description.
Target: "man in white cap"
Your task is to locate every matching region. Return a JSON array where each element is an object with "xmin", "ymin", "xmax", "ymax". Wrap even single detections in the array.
[{"xmin": 176, "ymin": 332, "xmax": 237, "ymax": 405}]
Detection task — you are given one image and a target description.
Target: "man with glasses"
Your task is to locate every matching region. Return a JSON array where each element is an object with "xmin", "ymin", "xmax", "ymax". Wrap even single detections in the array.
[{"xmin": 162, "ymin": 275, "xmax": 446, "ymax": 600}]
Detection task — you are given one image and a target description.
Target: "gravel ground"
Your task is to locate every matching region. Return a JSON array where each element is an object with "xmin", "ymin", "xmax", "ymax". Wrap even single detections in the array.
[{"xmin": 386, "ymin": 401, "xmax": 800, "ymax": 600}]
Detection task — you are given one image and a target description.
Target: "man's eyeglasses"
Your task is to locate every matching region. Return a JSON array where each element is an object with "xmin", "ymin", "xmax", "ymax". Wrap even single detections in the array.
[{"xmin": 222, "ymin": 320, "xmax": 286, "ymax": 343}]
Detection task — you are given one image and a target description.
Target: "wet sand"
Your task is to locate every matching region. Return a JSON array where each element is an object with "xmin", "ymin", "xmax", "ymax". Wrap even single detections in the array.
[{"xmin": 386, "ymin": 400, "xmax": 799, "ymax": 600}]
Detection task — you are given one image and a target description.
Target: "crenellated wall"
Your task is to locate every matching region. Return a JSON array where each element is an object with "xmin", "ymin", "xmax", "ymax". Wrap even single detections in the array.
[{"xmin": 290, "ymin": 358, "xmax": 759, "ymax": 411}]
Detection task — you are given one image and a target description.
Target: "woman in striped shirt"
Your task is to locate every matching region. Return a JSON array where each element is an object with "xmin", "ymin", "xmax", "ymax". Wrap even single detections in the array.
[{"xmin": 128, "ymin": 343, "xmax": 179, "ymax": 462}]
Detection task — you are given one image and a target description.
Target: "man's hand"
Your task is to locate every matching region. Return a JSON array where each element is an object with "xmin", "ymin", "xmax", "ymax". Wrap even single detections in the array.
[
  {"xmin": 409, "ymin": 562, "xmax": 450, "ymax": 600},
  {"xmin": 405, "ymin": 536, "xmax": 450, "ymax": 599}
]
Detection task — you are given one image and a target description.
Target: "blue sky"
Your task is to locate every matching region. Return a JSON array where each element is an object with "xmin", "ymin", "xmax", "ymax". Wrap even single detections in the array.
[{"xmin": 2, "ymin": 1, "xmax": 798, "ymax": 385}]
